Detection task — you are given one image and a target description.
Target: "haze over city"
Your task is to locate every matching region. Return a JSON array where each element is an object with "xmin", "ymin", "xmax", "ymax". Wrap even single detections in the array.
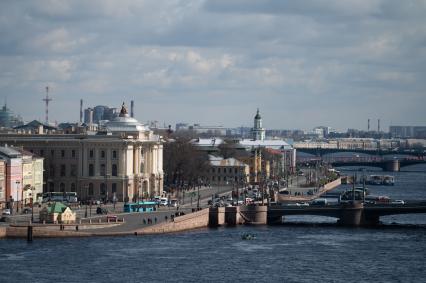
[{"xmin": 1, "ymin": 0, "xmax": 425, "ymax": 131}]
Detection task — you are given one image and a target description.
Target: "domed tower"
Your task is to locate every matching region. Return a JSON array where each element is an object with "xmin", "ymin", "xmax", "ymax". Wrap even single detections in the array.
[{"xmin": 252, "ymin": 108, "xmax": 265, "ymax": 141}]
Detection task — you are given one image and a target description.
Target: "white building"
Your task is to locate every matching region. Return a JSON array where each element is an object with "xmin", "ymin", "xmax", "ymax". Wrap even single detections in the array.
[
  {"xmin": 252, "ymin": 109, "xmax": 266, "ymax": 141},
  {"xmin": 0, "ymin": 103, "xmax": 163, "ymax": 202}
]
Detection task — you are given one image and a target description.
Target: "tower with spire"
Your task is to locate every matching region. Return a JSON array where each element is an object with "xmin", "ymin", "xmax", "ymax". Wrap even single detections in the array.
[{"xmin": 252, "ymin": 108, "xmax": 266, "ymax": 141}]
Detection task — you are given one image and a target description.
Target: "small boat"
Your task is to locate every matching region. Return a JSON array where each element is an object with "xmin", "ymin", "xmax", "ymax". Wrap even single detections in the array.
[
  {"xmin": 383, "ymin": 175, "xmax": 395, "ymax": 186},
  {"xmin": 241, "ymin": 233, "xmax": 256, "ymax": 240}
]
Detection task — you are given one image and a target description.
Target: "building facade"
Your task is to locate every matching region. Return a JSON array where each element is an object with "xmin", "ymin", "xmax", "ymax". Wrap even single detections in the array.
[
  {"xmin": 204, "ymin": 156, "xmax": 250, "ymax": 186},
  {"xmin": 0, "ymin": 146, "xmax": 44, "ymax": 209},
  {"xmin": 0, "ymin": 103, "xmax": 163, "ymax": 202}
]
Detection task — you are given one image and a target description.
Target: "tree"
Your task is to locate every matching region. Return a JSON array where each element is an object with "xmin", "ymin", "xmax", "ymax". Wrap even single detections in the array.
[{"xmin": 163, "ymin": 138, "xmax": 210, "ymax": 189}]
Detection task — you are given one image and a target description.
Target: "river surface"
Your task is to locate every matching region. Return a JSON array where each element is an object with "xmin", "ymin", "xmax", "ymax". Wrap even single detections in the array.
[{"xmin": 0, "ymin": 164, "xmax": 425, "ymax": 283}]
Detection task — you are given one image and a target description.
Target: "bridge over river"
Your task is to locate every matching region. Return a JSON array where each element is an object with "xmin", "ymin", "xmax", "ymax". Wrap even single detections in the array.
[{"xmin": 266, "ymin": 201, "xmax": 426, "ymax": 226}]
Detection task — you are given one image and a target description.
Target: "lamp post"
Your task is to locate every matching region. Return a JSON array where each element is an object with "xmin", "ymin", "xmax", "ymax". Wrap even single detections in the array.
[
  {"xmin": 84, "ymin": 184, "xmax": 89, "ymax": 218},
  {"xmin": 30, "ymin": 186, "xmax": 35, "ymax": 223},
  {"xmin": 15, "ymin": 180, "xmax": 20, "ymax": 213}
]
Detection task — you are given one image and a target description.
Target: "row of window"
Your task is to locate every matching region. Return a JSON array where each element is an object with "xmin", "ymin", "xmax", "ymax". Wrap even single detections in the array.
[
  {"xmin": 210, "ymin": 176, "xmax": 239, "ymax": 182},
  {"xmin": 49, "ymin": 164, "xmax": 78, "ymax": 177},
  {"xmin": 88, "ymin": 164, "xmax": 118, "ymax": 177},
  {"xmin": 30, "ymin": 149, "xmax": 121, "ymax": 160},
  {"xmin": 88, "ymin": 149, "xmax": 118, "ymax": 159},
  {"xmin": 210, "ymin": 167, "xmax": 244, "ymax": 174},
  {"xmin": 31, "ymin": 149, "xmax": 77, "ymax": 159},
  {"xmin": 49, "ymin": 182, "xmax": 118, "ymax": 195}
]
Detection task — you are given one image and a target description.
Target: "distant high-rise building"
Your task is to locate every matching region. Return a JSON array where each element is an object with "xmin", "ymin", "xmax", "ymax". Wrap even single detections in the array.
[
  {"xmin": 84, "ymin": 105, "xmax": 118, "ymax": 124},
  {"xmin": 0, "ymin": 104, "xmax": 23, "ymax": 128},
  {"xmin": 390, "ymin": 126, "xmax": 426, "ymax": 138}
]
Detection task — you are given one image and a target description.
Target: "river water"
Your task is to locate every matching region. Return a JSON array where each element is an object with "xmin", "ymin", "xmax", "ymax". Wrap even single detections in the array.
[{"xmin": 0, "ymin": 164, "xmax": 425, "ymax": 283}]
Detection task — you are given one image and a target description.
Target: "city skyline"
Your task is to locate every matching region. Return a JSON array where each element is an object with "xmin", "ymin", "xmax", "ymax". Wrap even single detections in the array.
[{"xmin": 1, "ymin": 1, "xmax": 425, "ymax": 131}]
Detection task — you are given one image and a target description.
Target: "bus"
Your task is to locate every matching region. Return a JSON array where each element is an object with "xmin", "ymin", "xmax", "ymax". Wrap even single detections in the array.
[
  {"xmin": 42, "ymin": 192, "xmax": 78, "ymax": 203},
  {"xmin": 123, "ymin": 201, "xmax": 157, "ymax": 213}
]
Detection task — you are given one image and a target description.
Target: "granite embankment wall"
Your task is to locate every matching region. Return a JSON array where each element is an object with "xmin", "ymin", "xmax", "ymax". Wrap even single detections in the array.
[{"xmin": 134, "ymin": 208, "xmax": 210, "ymax": 235}]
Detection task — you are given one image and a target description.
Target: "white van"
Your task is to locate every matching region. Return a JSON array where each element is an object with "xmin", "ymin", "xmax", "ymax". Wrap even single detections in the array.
[{"xmin": 160, "ymin": 197, "xmax": 168, "ymax": 206}]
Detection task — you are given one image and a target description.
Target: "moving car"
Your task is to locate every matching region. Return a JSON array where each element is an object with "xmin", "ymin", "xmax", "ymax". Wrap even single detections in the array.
[{"xmin": 391, "ymin": 200, "xmax": 405, "ymax": 205}]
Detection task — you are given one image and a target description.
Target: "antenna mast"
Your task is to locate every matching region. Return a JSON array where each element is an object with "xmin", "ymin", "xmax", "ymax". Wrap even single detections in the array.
[{"xmin": 42, "ymin": 86, "xmax": 52, "ymax": 124}]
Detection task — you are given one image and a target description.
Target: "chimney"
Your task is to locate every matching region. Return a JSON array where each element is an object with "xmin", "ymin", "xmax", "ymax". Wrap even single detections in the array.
[
  {"xmin": 89, "ymin": 109, "xmax": 94, "ymax": 129},
  {"xmin": 368, "ymin": 119, "xmax": 370, "ymax": 132},
  {"xmin": 80, "ymin": 99, "xmax": 83, "ymax": 124},
  {"xmin": 378, "ymin": 119, "xmax": 381, "ymax": 133},
  {"xmin": 131, "ymin": 100, "xmax": 134, "ymax": 118}
]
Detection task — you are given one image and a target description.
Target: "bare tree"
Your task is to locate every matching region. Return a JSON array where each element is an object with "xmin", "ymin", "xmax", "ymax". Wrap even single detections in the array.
[{"xmin": 163, "ymin": 138, "xmax": 210, "ymax": 189}]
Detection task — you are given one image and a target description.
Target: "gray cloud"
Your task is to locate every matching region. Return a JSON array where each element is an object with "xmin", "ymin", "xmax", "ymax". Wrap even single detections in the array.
[{"xmin": 0, "ymin": 0, "xmax": 425, "ymax": 131}]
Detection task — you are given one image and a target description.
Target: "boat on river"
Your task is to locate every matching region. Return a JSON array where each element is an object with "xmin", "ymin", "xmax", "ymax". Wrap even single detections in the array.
[
  {"xmin": 366, "ymin": 175, "xmax": 395, "ymax": 186},
  {"xmin": 241, "ymin": 233, "xmax": 256, "ymax": 240}
]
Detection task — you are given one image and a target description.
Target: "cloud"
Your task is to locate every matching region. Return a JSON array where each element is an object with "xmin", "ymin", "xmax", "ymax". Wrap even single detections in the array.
[{"xmin": 0, "ymin": 0, "xmax": 425, "ymax": 130}]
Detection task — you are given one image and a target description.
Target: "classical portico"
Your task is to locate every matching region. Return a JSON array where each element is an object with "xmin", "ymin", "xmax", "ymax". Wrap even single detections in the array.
[{"xmin": 0, "ymin": 103, "xmax": 164, "ymax": 202}]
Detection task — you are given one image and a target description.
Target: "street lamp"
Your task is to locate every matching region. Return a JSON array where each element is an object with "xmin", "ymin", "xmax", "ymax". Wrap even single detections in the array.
[
  {"xmin": 15, "ymin": 180, "xmax": 20, "ymax": 213},
  {"xmin": 30, "ymin": 186, "xmax": 35, "ymax": 223},
  {"xmin": 84, "ymin": 184, "xmax": 89, "ymax": 218}
]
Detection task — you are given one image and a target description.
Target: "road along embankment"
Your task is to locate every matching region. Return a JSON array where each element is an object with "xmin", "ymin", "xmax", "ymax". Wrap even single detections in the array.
[
  {"xmin": 133, "ymin": 208, "xmax": 209, "ymax": 235},
  {"xmin": 276, "ymin": 177, "xmax": 342, "ymax": 202}
]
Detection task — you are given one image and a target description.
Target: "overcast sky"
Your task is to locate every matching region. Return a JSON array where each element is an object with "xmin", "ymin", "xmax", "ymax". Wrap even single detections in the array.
[{"xmin": 1, "ymin": 0, "xmax": 425, "ymax": 131}]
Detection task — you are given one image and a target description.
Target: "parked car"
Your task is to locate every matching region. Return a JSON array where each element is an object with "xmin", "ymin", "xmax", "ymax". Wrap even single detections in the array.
[
  {"xmin": 2, "ymin": 209, "xmax": 11, "ymax": 215},
  {"xmin": 391, "ymin": 200, "xmax": 405, "ymax": 205},
  {"xmin": 96, "ymin": 207, "xmax": 108, "ymax": 214},
  {"xmin": 23, "ymin": 207, "xmax": 32, "ymax": 214},
  {"xmin": 169, "ymin": 199, "xmax": 179, "ymax": 207}
]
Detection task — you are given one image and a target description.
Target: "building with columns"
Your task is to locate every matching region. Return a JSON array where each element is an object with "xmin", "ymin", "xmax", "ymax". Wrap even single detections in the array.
[{"xmin": 0, "ymin": 103, "xmax": 163, "ymax": 202}]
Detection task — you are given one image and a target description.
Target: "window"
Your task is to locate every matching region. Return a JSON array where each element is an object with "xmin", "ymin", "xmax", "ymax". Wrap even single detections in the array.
[
  {"xmin": 71, "ymin": 150, "xmax": 76, "ymax": 158},
  {"xmin": 60, "ymin": 183, "xmax": 65, "ymax": 192},
  {"xmin": 61, "ymin": 150, "xmax": 65, "ymax": 158},
  {"xmin": 101, "ymin": 150, "xmax": 105, "ymax": 159},
  {"xmin": 100, "ymin": 164, "xmax": 106, "ymax": 176},
  {"xmin": 51, "ymin": 150, "xmax": 55, "ymax": 157},
  {"xmin": 212, "ymin": 176, "xmax": 215, "ymax": 181},
  {"xmin": 100, "ymin": 183, "xmax": 106, "ymax": 195},
  {"xmin": 71, "ymin": 183, "xmax": 76, "ymax": 192},
  {"xmin": 112, "ymin": 150, "xmax": 117, "ymax": 159},
  {"xmin": 229, "ymin": 168, "xmax": 232, "ymax": 174},
  {"xmin": 112, "ymin": 164, "xmax": 118, "ymax": 176},
  {"xmin": 40, "ymin": 150, "xmax": 44, "ymax": 156},
  {"xmin": 235, "ymin": 168, "xmax": 238, "ymax": 174},
  {"xmin": 218, "ymin": 176, "xmax": 221, "ymax": 181},
  {"xmin": 218, "ymin": 168, "xmax": 221, "ymax": 174},
  {"xmin": 112, "ymin": 183, "xmax": 117, "ymax": 193},
  {"xmin": 60, "ymin": 164, "xmax": 66, "ymax": 177},
  {"xmin": 89, "ymin": 183, "xmax": 94, "ymax": 195},
  {"xmin": 212, "ymin": 168, "xmax": 215, "ymax": 173},
  {"xmin": 70, "ymin": 165, "xmax": 77, "ymax": 177},
  {"xmin": 49, "ymin": 183, "xmax": 54, "ymax": 192},
  {"xmin": 89, "ymin": 164, "xmax": 94, "ymax": 176},
  {"xmin": 89, "ymin": 149, "xmax": 94, "ymax": 158},
  {"xmin": 49, "ymin": 165, "xmax": 55, "ymax": 177}
]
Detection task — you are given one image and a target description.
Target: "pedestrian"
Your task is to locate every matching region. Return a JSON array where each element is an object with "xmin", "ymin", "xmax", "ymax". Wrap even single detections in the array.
[
  {"xmin": 143, "ymin": 219, "xmax": 146, "ymax": 225},
  {"xmin": 154, "ymin": 217, "xmax": 157, "ymax": 224},
  {"xmin": 165, "ymin": 215, "xmax": 168, "ymax": 222}
]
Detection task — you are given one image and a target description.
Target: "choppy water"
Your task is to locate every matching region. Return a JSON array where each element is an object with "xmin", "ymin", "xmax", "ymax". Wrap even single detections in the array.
[{"xmin": 0, "ymin": 164, "xmax": 425, "ymax": 283}]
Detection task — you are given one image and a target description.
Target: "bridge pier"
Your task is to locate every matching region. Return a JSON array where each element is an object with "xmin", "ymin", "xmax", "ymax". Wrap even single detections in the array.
[
  {"xmin": 239, "ymin": 205, "xmax": 268, "ymax": 225},
  {"xmin": 337, "ymin": 202, "xmax": 364, "ymax": 226},
  {"xmin": 384, "ymin": 160, "xmax": 400, "ymax": 172}
]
